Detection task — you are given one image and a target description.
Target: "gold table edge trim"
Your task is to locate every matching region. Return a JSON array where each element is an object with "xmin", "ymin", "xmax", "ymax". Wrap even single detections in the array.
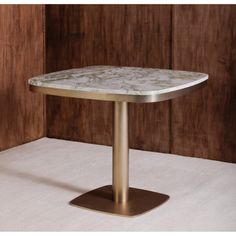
[{"xmin": 29, "ymin": 80, "xmax": 207, "ymax": 103}]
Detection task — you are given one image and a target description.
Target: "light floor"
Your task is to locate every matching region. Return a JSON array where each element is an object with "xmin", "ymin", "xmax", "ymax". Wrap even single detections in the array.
[{"xmin": 0, "ymin": 138, "xmax": 235, "ymax": 231}]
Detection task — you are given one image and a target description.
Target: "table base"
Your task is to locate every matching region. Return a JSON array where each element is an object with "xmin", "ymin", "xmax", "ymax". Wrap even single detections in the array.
[{"xmin": 70, "ymin": 185, "xmax": 169, "ymax": 217}]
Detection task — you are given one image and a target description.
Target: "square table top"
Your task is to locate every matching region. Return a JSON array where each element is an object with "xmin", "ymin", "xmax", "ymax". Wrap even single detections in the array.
[{"xmin": 28, "ymin": 66, "xmax": 208, "ymax": 103}]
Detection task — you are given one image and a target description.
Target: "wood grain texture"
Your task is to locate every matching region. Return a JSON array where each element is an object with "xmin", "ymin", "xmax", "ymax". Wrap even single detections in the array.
[
  {"xmin": 0, "ymin": 5, "xmax": 45, "ymax": 151},
  {"xmin": 171, "ymin": 5, "xmax": 236, "ymax": 162},
  {"xmin": 46, "ymin": 5, "xmax": 171, "ymax": 152},
  {"xmin": 46, "ymin": 5, "xmax": 236, "ymax": 163}
]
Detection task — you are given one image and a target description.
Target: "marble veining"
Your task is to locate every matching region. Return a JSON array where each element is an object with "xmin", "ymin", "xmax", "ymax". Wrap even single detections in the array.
[{"xmin": 28, "ymin": 66, "xmax": 208, "ymax": 96}]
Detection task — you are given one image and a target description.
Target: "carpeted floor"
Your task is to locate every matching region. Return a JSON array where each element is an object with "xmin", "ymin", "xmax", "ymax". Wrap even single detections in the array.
[{"xmin": 0, "ymin": 138, "xmax": 235, "ymax": 231}]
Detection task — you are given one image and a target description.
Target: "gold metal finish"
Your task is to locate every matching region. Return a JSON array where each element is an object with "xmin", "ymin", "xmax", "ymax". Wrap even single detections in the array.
[
  {"xmin": 113, "ymin": 101, "xmax": 129, "ymax": 204},
  {"xmin": 29, "ymin": 80, "xmax": 207, "ymax": 103},
  {"xmin": 70, "ymin": 185, "xmax": 169, "ymax": 217},
  {"xmin": 29, "ymin": 69, "xmax": 207, "ymax": 216},
  {"xmin": 70, "ymin": 101, "xmax": 170, "ymax": 216}
]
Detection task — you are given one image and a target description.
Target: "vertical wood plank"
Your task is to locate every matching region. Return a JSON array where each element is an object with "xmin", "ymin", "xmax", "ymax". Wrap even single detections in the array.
[
  {"xmin": 46, "ymin": 5, "xmax": 172, "ymax": 152},
  {"xmin": 172, "ymin": 5, "xmax": 236, "ymax": 162},
  {"xmin": 0, "ymin": 5, "xmax": 45, "ymax": 150}
]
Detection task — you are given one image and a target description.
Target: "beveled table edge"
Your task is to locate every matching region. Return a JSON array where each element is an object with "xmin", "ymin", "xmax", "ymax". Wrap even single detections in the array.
[{"xmin": 29, "ymin": 79, "xmax": 207, "ymax": 103}]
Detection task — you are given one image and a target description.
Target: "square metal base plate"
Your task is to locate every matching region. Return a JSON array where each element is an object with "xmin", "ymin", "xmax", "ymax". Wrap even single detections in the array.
[{"xmin": 70, "ymin": 185, "xmax": 169, "ymax": 216}]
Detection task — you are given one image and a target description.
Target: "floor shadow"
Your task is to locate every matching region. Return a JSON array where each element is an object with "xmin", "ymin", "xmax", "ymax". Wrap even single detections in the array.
[{"xmin": 0, "ymin": 166, "xmax": 90, "ymax": 194}]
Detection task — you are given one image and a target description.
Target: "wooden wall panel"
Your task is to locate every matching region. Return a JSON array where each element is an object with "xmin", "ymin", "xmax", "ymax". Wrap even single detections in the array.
[
  {"xmin": 171, "ymin": 5, "xmax": 236, "ymax": 162},
  {"xmin": 46, "ymin": 5, "xmax": 236, "ymax": 163},
  {"xmin": 46, "ymin": 5, "xmax": 171, "ymax": 152},
  {"xmin": 0, "ymin": 5, "xmax": 45, "ymax": 150}
]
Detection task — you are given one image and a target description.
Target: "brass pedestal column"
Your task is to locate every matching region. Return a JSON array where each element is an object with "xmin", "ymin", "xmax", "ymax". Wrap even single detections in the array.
[
  {"xmin": 113, "ymin": 101, "xmax": 129, "ymax": 204},
  {"xmin": 70, "ymin": 101, "xmax": 169, "ymax": 217}
]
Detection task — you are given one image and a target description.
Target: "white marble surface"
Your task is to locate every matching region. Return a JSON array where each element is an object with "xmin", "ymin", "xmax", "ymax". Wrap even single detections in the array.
[{"xmin": 29, "ymin": 66, "xmax": 208, "ymax": 96}]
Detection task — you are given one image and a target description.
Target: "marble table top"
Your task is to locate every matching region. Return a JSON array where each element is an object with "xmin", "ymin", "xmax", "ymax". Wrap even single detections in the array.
[{"xmin": 29, "ymin": 66, "xmax": 208, "ymax": 103}]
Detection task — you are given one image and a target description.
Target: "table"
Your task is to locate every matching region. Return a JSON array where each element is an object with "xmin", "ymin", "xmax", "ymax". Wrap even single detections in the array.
[{"xmin": 29, "ymin": 66, "xmax": 208, "ymax": 216}]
